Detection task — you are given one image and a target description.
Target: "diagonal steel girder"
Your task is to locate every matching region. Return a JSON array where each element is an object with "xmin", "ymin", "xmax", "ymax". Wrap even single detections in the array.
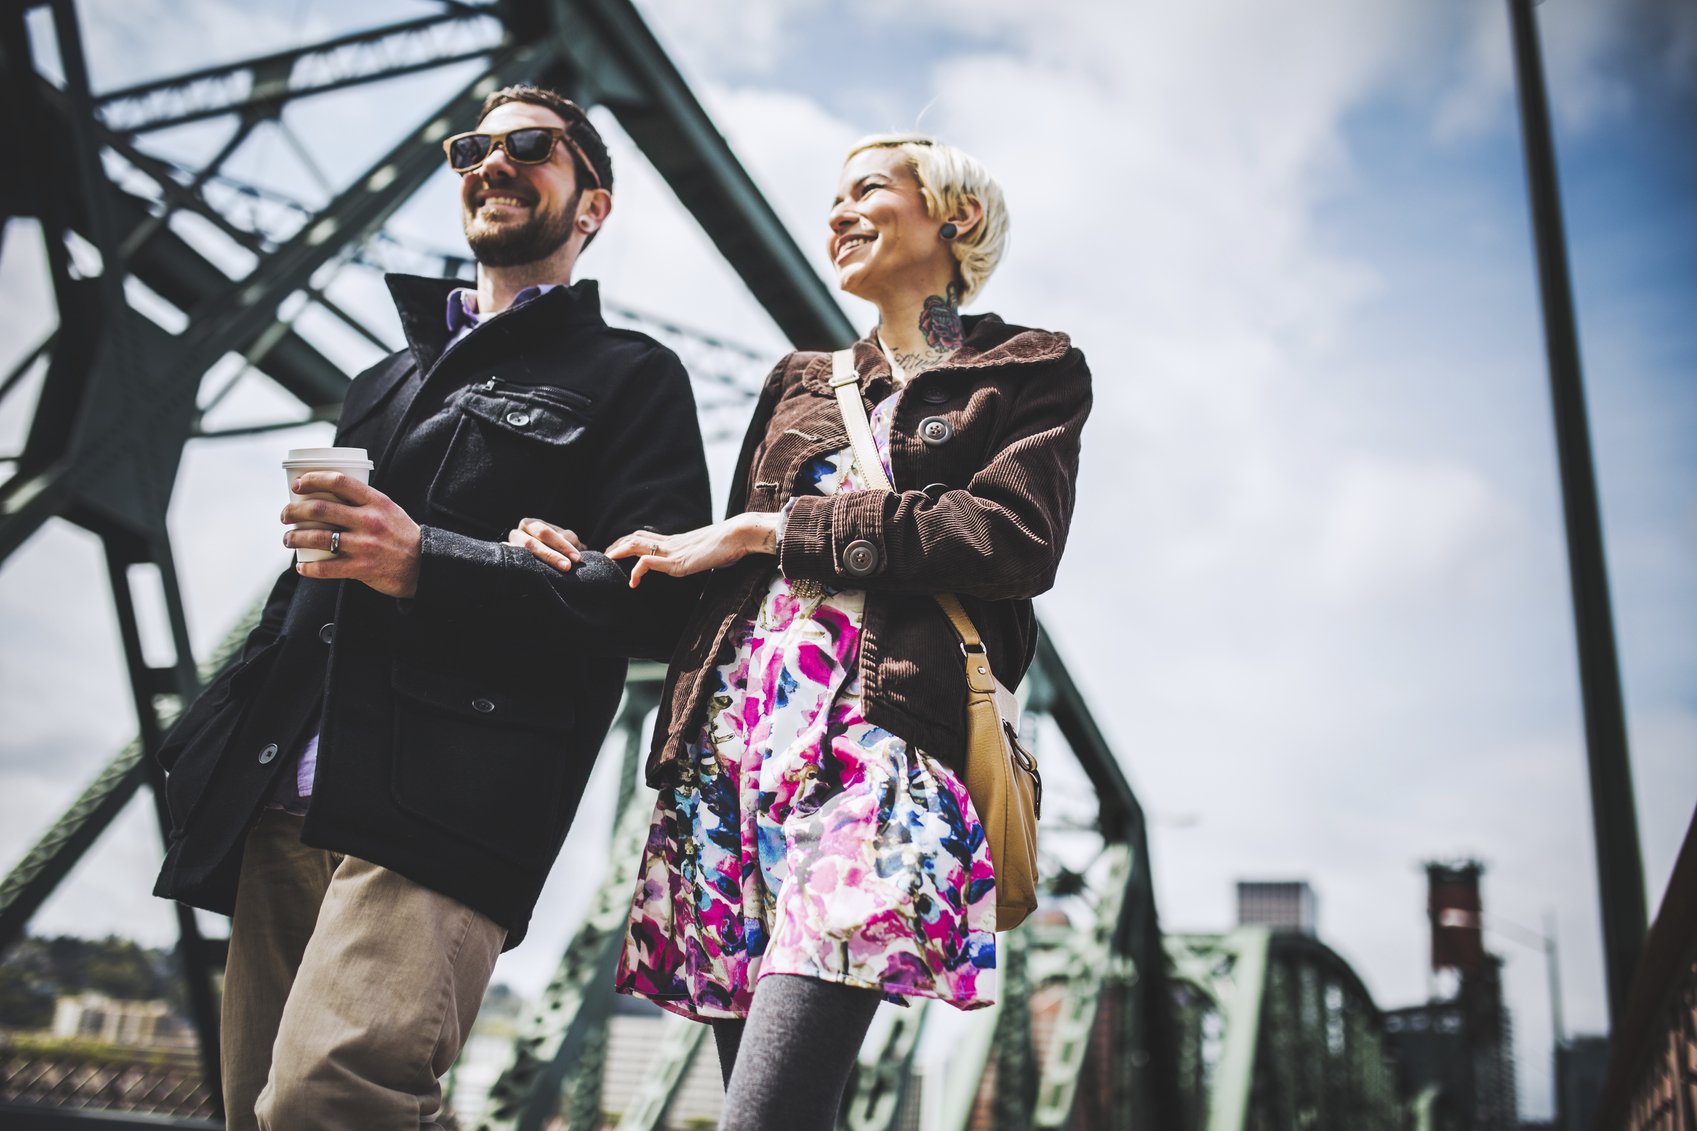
[
  {"xmin": 549, "ymin": 0, "xmax": 855, "ymax": 351},
  {"xmin": 2, "ymin": 0, "xmax": 852, "ymax": 568},
  {"xmin": 95, "ymin": 10, "xmax": 509, "ymax": 135},
  {"xmin": 0, "ymin": 42, "xmax": 549, "ymax": 559},
  {"xmin": 0, "ymin": 598, "xmax": 265, "ymax": 952},
  {"xmin": 94, "ymin": 0, "xmax": 854, "ymax": 349}
]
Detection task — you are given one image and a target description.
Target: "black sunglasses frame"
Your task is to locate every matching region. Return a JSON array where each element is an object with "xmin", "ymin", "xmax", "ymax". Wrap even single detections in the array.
[{"xmin": 442, "ymin": 126, "xmax": 603, "ymax": 189}]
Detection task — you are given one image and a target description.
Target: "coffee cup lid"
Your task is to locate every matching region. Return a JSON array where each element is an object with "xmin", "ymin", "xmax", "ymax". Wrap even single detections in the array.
[{"xmin": 283, "ymin": 446, "xmax": 373, "ymax": 469}]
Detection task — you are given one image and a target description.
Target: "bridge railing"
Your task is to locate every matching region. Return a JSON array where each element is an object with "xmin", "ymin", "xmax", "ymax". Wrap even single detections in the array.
[{"xmin": 1589, "ymin": 804, "xmax": 1697, "ymax": 1131}]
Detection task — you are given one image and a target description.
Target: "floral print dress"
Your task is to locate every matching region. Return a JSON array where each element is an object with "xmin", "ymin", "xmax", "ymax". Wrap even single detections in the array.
[{"xmin": 615, "ymin": 390, "xmax": 998, "ymax": 1018}]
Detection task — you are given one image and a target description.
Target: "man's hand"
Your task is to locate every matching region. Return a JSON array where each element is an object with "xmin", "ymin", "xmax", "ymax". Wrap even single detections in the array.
[
  {"xmin": 506, "ymin": 518, "xmax": 585, "ymax": 572},
  {"xmin": 283, "ymin": 472, "xmax": 422, "ymax": 598}
]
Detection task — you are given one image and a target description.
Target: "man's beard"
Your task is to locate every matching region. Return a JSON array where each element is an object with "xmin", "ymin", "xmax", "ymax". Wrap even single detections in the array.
[{"xmin": 463, "ymin": 192, "xmax": 578, "ymax": 268}]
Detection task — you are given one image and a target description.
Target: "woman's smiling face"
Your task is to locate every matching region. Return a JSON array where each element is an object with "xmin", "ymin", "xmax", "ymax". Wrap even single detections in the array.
[{"xmin": 827, "ymin": 148, "xmax": 952, "ymax": 303}]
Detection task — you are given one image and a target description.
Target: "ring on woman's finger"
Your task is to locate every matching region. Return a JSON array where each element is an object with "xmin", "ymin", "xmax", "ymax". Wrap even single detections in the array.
[
  {"xmin": 649, "ymin": 541, "xmax": 660, "ymax": 555},
  {"xmin": 330, "ymin": 531, "xmax": 342, "ymax": 555}
]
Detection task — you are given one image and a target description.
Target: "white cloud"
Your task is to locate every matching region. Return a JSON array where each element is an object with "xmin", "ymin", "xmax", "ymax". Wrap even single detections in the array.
[{"xmin": 1310, "ymin": 455, "xmax": 1525, "ymax": 605}]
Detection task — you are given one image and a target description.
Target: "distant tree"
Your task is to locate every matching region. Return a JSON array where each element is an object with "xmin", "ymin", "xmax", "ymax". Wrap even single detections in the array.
[
  {"xmin": 1, "ymin": 935, "xmax": 184, "ymax": 1030},
  {"xmin": 0, "ymin": 942, "xmax": 57, "ymax": 1029}
]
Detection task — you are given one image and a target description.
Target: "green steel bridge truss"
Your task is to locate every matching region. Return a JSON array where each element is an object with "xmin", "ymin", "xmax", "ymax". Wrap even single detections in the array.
[{"xmin": 0, "ymin": 1, "xmax": 1417, "ymax": 1128}]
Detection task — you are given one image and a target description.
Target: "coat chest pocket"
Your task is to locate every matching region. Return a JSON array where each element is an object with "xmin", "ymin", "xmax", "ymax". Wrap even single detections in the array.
[
  {"xmin": 389, "ymin": 661, "xmax": 575, "ymax": 864},
  {"xmin": 427, "ymin": 379, "xmax": 593, "ymax": 536}
]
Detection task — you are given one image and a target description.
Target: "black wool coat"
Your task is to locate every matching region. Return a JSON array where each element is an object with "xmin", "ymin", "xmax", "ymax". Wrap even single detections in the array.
[{"xmin": 153, "ymin": 276, "xmax": 712, "ymax": 946}]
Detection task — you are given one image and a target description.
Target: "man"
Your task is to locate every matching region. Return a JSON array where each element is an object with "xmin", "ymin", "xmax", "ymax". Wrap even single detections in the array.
[{"xmin": 153, "ymin": 86, "xmax": 711, "ymax": 1130}]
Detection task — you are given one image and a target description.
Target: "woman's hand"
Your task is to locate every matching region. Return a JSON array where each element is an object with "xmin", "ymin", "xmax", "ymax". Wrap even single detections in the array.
[
  {"xmin": 507, "ymin": 518, "xmax": 585, "ymax": 572},
  {"xmin": 607, "ymin": 513, "xmax": 781, "ymax": 587}
]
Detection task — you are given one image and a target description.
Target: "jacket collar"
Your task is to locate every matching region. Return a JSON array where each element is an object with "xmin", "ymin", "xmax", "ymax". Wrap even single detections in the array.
[
  {"xmin": 801, "ymin": 313, "xmax": 1073, "ymax": 395},
  {"xmin": 384, "ymin": 273, "xmax": 606, "ymax": 378}
]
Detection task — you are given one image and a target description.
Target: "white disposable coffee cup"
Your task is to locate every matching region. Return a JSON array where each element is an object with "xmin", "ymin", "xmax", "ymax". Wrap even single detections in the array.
[{"xmin": 283, "ymin": 447, "xmax": 374, "ymax": 563}]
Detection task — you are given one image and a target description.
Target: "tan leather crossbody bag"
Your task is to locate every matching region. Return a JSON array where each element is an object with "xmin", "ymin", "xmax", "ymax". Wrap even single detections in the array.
[{"xmin": 828, "ymin": 348, "xmax": 1041, "ymax": 930}]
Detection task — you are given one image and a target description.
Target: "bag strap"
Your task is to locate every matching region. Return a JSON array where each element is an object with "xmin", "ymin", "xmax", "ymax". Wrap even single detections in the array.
[
  {"xmin": 829, "ymin": 349, "xmax": 997, "ymax": 697},
  {"xmin": 830, "ymin": 348, "xmax": 893, "ymax": 492}
]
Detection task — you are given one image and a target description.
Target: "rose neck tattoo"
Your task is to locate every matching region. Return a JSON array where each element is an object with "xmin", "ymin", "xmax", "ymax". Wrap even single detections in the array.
[{"xmin": 883, "ymin": 282, "xmax": 963, "ymax": 381}]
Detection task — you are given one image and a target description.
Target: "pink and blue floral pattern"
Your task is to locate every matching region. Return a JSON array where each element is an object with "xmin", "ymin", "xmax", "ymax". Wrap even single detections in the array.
[{"xmin": 615, "ymin": 394, "xmax": 997, "ymax": 1018}]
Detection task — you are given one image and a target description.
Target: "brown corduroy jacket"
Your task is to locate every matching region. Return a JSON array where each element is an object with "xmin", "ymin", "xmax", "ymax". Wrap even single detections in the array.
[{"xmin": 646, "ymin": 313, "xmax": 1092, "ymax": 783}]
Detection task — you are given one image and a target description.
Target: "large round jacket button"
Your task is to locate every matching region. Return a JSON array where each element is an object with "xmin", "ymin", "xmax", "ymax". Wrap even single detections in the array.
[
  {"xmin": 841, "ymin": 539, "xmax": 880, "ymax": 578},
  {"xmin": 318, "ymin": 622, "xmax": 335, "ymax": 645},
  {"xmin": 918, "ymin": 416, "xmax": 954, "ymax": 446},
  {"xmin": 472, "ymin": 697, "xmax": 496, "ymax": 713},
  {"xmin": 920, "ymin": 385, "xmax": 949, "ymax": 404},
  {"xmin": 258, "ymin": 743, "xmax": 278, "ymax": 764}
]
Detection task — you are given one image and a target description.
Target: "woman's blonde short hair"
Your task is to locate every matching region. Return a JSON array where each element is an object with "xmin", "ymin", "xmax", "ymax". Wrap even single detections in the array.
[{"xmin": 844, "ymin": 133, "xmax": 1009, "ymax": 306}]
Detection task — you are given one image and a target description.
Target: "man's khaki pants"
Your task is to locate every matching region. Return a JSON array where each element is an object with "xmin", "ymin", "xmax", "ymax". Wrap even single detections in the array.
[{"xmin": 222, "ymin": 810, "xmax": 506, "ymax": 1131}]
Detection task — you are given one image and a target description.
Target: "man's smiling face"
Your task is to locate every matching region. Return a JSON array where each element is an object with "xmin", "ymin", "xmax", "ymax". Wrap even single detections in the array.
[{"xmin": 458, "ymin": 101, "xmax": 580, "ymax": 268}]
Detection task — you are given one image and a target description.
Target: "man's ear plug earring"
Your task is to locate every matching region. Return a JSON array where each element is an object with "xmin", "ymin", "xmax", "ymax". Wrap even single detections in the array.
[
  {"xmin": 579, "ymin": 218, "xmax": 595, "ymax": 231},
  {"xmin": 939, "ymin": 222, "xmax": 958, "ymax": 240}
]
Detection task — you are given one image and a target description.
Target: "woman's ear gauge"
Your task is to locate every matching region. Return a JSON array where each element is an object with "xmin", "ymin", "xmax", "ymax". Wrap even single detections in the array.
[{"xmin": 939, "ymin": 222, "xmax": 958, "ymax": 240}]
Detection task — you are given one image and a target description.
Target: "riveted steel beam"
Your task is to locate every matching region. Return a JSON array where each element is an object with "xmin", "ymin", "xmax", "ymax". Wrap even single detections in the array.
[
  {"xmin": 0, "ymin": 596, "xmax": 261, "ymax": 952},
  {"xmin": 618, "ymin": 1012, "xmax": 709, "ymax": 1131},
  {"xmin": 1031, "ymin": 843, "xmax": 1134, "ymax": 1127},
  {"xmin": 96, "ymin": 11, "xmax": 508, "ymax": 135},
  {"xmin": 545, "ymin": 0, "xmax": 856, "ymax": 351}
]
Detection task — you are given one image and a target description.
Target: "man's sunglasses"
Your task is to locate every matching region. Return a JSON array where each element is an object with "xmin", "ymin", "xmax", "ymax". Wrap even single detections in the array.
[{"xmin": 442, "ymin": 127, "xmax": 603, "ymax": 188}]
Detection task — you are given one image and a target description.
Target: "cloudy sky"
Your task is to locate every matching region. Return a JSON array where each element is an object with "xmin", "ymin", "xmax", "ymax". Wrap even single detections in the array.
[{"xmin": 1, "ymin": 0, "xmax": 1693, "ymax": 1117}]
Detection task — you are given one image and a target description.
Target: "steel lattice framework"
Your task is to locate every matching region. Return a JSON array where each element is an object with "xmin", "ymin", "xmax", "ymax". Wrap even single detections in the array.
[{"xmin": 0, "ymin": 3, "xmax": 1359, "ymax": 1129}]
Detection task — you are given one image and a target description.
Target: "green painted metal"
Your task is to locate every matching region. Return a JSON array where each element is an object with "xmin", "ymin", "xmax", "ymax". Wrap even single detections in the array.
[
  {"xmin": 1167, "ymin": 929, "xmax": 1409, "ymax": 1131},
  {"xmin": 618, "ymin": 1012, "xmax": 709, "ymax": 1131},
  {"xmin": 95, "ymin": 12, "xmax": 506, "ymax": 135},
  {"xmin": 1031, "ymin": 844, "xmax": 1135, "ymax": 1127},
  {"xmin": 845, "ymin": 999, "xmax": 931, "ymax": 1131},
  {"xmin": 549, "ymin": 0, "xmax": 856, "ymax": 351},
  {"xmin": 0, "ymin": 595, "xmax": 263, "ymax": 950},
  {"xmin": 935, "ymin": 999, "xmax": 1001, "ymax": 1131},
  {"xmin": 991, "ymin": 924, "xmax": 1038, "ymax": 1128},
  {"xmin": 0, "ymin": 4, "xmax": 1204, "ymax": 1128},
  {"xmin": 1166, "ymin": 927, "xmax": 1271, "ymax": 1131}
]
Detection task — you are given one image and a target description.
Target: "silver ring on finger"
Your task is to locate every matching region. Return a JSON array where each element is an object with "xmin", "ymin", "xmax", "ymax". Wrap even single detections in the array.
[
  {"xmin": 649, "ymin": 541, "xmax": 660, "ymax": 556},
  {"xmin": 329, "ymin": 531, "xmax": 342, "ymax": 555}
]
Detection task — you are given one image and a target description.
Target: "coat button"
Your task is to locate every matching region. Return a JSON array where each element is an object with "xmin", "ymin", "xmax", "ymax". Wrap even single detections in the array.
[
  {"xmin": 472, "ymin": 697, "xmax": 496, "ymax": 713},
  {"xmin": 258, "ymin": 743, "xmax": 278, "ymax": 764},
  {"xmin": 841, "ymin": 540, "xmax": 879, "ymax": 578},
  {"xmin": 920, "ymin": 386, "xmax": 949, "ymax": 404},
  {"xmin": 505, "ymin": 410, "xmax": 532, "ymax": 428},
  {"xmin": 318, "ymin": 622, "xmax": 335, "ymax": 645},
  {"xmin": 919, "ymin": 416, "xmax": 953, "ymax": 446}
]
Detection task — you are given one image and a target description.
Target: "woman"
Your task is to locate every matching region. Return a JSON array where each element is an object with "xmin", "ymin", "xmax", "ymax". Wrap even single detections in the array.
[{"xmin": 510, "ymin": 134, "xmax": 1091, "ymax": 1129}]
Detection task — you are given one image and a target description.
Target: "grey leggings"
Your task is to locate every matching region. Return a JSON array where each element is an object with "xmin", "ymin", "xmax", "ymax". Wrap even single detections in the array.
[{"xmin": 710, "ymin": 973, "xmax": 883, "ymax": 1131}]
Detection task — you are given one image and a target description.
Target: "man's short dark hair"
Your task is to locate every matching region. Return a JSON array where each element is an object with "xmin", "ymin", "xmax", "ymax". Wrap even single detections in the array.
[{"xmin": 478, "ymin": 85, "xmax": 614, "ymax": 195}]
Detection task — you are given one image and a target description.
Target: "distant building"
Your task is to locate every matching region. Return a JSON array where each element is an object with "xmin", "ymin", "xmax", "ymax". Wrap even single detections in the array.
[
  {"xmin": 1236, "ymin": 880, "xmax": 1318, "ymax": 935},
  {"xmin": 1555, "ymin": 1035, "xmax": 1608, "ymax": 1131},
  {"xmin": 1381, "ymin": 861, "xmax": 1518, "ymax": 1131},
  {"xmin": 50, "ymin": 992, "xmax": 187, "ymax": 1048}
]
